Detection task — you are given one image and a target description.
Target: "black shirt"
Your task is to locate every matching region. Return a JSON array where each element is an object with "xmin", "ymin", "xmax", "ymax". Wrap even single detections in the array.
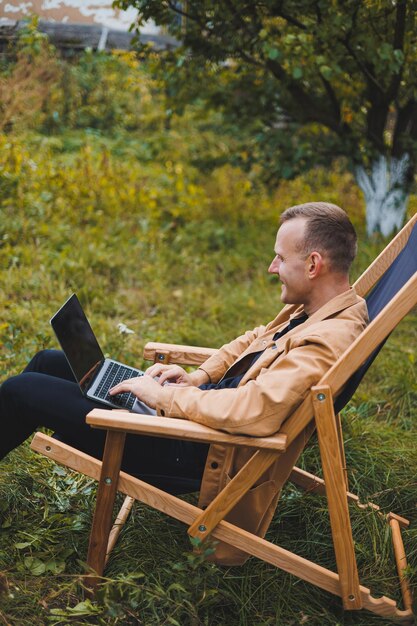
[{"xmin": 199, "ymin": 313, "xmax": 308, "ymax": 391}]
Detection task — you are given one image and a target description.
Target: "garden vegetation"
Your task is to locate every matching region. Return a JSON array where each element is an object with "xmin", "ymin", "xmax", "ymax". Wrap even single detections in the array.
[{"xmin": 0, "ymin": 25, "xmax": 416, "ymax": 626}]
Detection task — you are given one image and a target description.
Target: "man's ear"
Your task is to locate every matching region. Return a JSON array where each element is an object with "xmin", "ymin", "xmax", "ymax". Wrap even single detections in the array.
[{"xmin": 307, "ymin": 251, "xmax": 323, "ymax": 278}]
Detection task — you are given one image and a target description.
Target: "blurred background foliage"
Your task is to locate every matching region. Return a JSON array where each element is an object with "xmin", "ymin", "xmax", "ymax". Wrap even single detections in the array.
[
  {"xmin": 115, "ymin": 0, "xmax": 417, "ymax": 235},
  {"xmin": 0, "ymin": 18, "xmax": 416, "ymax": 626}
]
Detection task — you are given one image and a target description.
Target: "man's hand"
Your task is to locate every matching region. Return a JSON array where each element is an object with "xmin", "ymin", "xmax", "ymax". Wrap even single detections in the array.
[
  {"xmin": 109, "ymin": 376, "xmax": 162, "ymax": 408},
  {"xmin": 109, "ymin": 364, "xmax": 210, "ymax": 407},
  {"xmin": 145, "ymin": 363, "xmax": 196, "ymax": 386}
]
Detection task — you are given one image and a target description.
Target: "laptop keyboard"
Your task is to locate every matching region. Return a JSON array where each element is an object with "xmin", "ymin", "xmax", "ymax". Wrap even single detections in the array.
[{"xmin": 95, "ymin": 362, "xmax": 144, "ymax": 409}]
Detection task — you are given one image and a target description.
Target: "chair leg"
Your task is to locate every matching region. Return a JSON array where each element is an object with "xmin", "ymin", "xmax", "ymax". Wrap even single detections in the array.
[
  {"xmin": 86, "ymin": 430, "xmax": 126, "ymax": 587},
  {"xmin": 389, "ymin": 515, "xmax": 413, "ymax": 612},
  {"xmin": 105, "ymin": 496, "xmax": 135, "ymax": 566},
  {"xmin": 313, "ymin": 385, "xmax": 362, "ymax": 610},
  {"xmin": 335, "ymin": 412, "xmax": 349, "ymax": 492}
]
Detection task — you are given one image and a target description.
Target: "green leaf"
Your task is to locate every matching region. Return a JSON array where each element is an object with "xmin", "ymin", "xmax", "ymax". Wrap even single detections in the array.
[
  {"xmin": 319, "ymin": 65, "xmax": 333, "ymax": 80},
  {"xmin": 49, "ymin": 599, "xmax": 101, "ymax": 617},
  {"xmin": 268, "ymin": 48, "xmax": 281, "ymax": 61},
  {"xmin": 73, "ymin": 600, "xmax": 97, "ymax": 612},
  {"xmin": 14, "ymin": 542, "xmax": 32, "ymax": 549},
  {"xmin": 282, "ymin": 164, "xmax": 293, "ymax": 179},
  {"xmin": 167, "ymin": 582, "xmax": 187, "ymax": 593},
  {"xmin": 189, "ymin": 536, "xmax": 202, "ymax": 547},
  {"xmin": 24, "ymin": 557, "xmax": 46, "ymax": 576},
  {"xmin": 45, "ymin": 559, "xmax": 66, "ymax": 574},
  {"xmin": 393, "ymin": 49, "xmax": 404, "ymax": 64},
  {"xmin": 292, "ymin": 67, "xmax": 303, "ymax": 79},
  {"xmin": 68, "ymin": 600, "xmax": 101, "ymax": 615},
  {"xmin": 52, "ymin": 466, "xmax": 67, "ymax": 477}
]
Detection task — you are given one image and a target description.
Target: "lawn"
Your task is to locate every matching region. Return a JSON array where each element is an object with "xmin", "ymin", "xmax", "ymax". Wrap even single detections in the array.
[{"xmin": 0, "ymin": 53, "xmax": 416, "ymax": 625}]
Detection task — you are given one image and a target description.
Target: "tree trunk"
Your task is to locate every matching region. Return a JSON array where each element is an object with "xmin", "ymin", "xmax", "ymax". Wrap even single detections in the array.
[{"xmin": 355, "ymin": 154, "xmax": 410, "ymax": 236}]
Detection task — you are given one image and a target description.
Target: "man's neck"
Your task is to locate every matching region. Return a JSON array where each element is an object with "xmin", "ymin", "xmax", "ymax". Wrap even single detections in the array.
[{"xmin": 303, "ymin": 279, "xmax": 351, "ymax": 316}]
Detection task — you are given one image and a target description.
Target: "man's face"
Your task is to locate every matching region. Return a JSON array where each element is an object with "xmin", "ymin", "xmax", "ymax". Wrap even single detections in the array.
[{"xmin": 268, "ymin": 218, "xmax": 312, "ymax": 304}]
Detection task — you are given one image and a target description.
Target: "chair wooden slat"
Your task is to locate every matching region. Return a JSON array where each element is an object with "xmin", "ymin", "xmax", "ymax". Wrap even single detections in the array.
[
  {"xmin": 86, "ymin": 410, "xmax": 287, "ymax": 451},
  {"xmin": 313, "ymin": 385, "xmax": 362, "ymax": 609},
  {"xmin": 143, "ymin": 342, "xmax": 217, "ymax": 366}
]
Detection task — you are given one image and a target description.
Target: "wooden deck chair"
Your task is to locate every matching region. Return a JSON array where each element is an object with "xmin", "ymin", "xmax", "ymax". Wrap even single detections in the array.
[{"xmin": 31, "ymin": 213, "xmax": 417, "ymax": 623}]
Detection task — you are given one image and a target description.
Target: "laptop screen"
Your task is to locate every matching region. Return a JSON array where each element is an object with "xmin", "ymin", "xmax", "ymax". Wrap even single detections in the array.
[{"xmin": 50, "ymin": 294, "xmax": 104, "ymax": 393}]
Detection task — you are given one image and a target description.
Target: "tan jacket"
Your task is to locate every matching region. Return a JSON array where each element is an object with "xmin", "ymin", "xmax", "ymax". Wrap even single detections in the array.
[{"xmin": 156, "ymin": 289, "xmax": 368, "ymax": 564}]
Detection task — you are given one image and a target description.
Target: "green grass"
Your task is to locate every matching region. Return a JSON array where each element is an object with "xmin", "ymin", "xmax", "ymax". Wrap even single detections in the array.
[{"xmin": 0, "ymin": 128, "xmax": 416, "ymax": 625}]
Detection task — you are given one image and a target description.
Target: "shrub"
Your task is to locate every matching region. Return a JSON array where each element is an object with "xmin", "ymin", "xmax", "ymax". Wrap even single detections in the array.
[{"xmin": 0, "ymin": 18, "xmax": 60, "ymax": 133}]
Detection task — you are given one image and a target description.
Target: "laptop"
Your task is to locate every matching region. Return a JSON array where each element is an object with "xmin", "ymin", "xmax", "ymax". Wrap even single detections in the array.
[{"xmin": 50, "ymin": 293, "xmax": 153, "ymax": 413}]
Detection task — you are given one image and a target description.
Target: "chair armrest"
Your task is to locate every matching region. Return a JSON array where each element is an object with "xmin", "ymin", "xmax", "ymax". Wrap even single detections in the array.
[
  {"xmin": 86, "ymin": 409, "xmax": 287, "ymax": 451},
  {"xmin": 143, "ymin": 342, "xmax": 217, "ymax": 366}
]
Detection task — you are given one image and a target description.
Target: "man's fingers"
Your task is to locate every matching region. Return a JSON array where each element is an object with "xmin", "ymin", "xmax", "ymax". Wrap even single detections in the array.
[
  {"xmin": 109, "ymin": 382, "xmax": 128, "ymax": 395},
  {"xmin": 111, "ymin": 367, "xmax": 189, "ymax": 396},
  {"xmin": 109, "ymin": 377, "xmax": 137, "ymax": 395},
  {"xmin": 148, "ymin": 365, "xmax": 183, "ymax": 383},
  {"xmin": 158, "ymin": 371, "xmax": 175, "ymax": 385},
  {"xmin": 145, "ymin": 364, "xmax": 170, "ymax": 377},
  {"xmin": 108, "ymin": 375, "xmax": 160, "ymax": 409}
]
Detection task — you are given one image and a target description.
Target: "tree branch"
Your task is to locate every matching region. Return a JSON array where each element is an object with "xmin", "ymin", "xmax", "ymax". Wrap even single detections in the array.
[
  {"xmin": 341, "ymin": 37, "xmax": 384, "ymax": 94},
  {"xmin": 392, "ymin": 99, "xmax": 417, "ymax": 156},
  {"xmin": 223, "ymin": 0, "xmax": 263, "ymax": 50},
  {"xmin": 319, "ymin": 75, "xmax": 341, "ymax": 125},
  {"xmin": 164, "ymin": 0, "xmax": 221, "ymax": 42},
  {"xmin": 277, "ymin": 10, "xmax": 307, "ymax": 30},
  {"xmin": 165, "ymin": 0, "xmax": 202, "ymax": 25},
  {"xmin": 386, "ymin": 0, "xmax": 407, "ymax": 102},
  {"xmin": 314, "ymin": 0, "xmax": 323, "ymax": 24},
  {"xmin": 265, "ymin": 58, "xmax": 340, "ymax": 131}
]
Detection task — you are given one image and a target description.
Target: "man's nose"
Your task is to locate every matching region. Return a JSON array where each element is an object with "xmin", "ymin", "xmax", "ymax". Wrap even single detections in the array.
[{"xmin": 268, "ymin": 256, "xmax": 279, "ymax": 274}]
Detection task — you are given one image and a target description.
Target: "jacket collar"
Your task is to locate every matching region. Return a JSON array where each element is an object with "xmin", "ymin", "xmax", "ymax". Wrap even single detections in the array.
[
  {"xmin": 269, "ymin": 288, "xmax": 363, "ymax": 347},
  {"xmin": 288, "ymin": 287, "xmax": 361, "ymax": 325},
  {"xmin": 267, "ymin": 287, "xmax": 361, "ymax": 331}
]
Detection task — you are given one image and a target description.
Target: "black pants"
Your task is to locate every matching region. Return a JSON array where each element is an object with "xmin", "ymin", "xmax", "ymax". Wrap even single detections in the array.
[{"xmin": 0, "ymin": 350, "xmax": 209, "ymax": 494}]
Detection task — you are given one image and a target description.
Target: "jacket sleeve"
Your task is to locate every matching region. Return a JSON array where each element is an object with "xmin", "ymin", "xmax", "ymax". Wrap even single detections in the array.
[
  {"xmin": 197, "ymin": 324, "xmax": 267, "ymax": 383},
  {"xmin": 156, "ymin": 334, "xmax": 338, "ymax": 436}
]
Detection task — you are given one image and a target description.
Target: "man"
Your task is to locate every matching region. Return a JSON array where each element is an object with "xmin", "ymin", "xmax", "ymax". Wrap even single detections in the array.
[
  {"xmin": 108, "ymin": 201, "xmax": 368, "ymax": 564},
  {"xmin": 110, "ymin": 201, "xmax": 367, "ymax": 439},
  {"xmin": 0, "ymin": 202, "xmax": 367, "ymax": 563}
]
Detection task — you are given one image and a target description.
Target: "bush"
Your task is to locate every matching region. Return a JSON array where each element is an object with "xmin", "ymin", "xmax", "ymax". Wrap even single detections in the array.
[
  {"xmin": 42, "ymin": 51, "xmax": 166, "ymax": 134},
  {"xmin": 0, "ymin": 18, "xmax": 60, "ymax": 133}
]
